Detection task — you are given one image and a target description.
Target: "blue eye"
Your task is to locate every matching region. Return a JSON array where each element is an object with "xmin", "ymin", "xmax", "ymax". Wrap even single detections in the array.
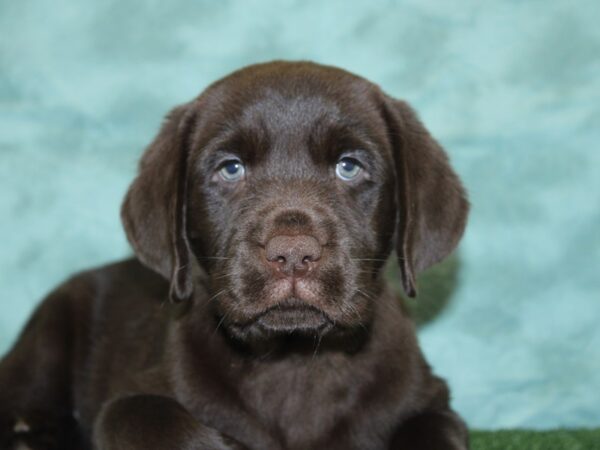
[
  {"xmin": 219, "ymin": 160, "xmax": 245, "ymax": 181},
  {"xmin": 335, "ymin": 157, "xmax": 362, "ymax": 181}
]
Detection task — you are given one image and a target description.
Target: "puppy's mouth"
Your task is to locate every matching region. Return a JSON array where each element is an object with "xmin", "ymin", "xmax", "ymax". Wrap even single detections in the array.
[
  {"xmin": 228, "ymin": 298, "xmax": 333, "ymax": 337},
  {"xmin": 256, "ymin": 302, "xmax": 332, "ymax": 335}
]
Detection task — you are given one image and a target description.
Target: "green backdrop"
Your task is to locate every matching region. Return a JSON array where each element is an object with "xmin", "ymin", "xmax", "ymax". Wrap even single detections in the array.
[{"xmin": 1, "ymin": 0, "xmax": 599, "ymax": 431}]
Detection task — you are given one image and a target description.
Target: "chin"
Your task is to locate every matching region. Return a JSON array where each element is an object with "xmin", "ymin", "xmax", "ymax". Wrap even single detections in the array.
[{"xmin": 219, "ymin": 293, "xmax": 374, "ymax": 354}]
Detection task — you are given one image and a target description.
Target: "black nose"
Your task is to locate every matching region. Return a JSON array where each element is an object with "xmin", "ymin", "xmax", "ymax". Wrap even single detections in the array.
[{"xmin": 265, "ymin": 235, "xmax": 322, "ymax": 277}]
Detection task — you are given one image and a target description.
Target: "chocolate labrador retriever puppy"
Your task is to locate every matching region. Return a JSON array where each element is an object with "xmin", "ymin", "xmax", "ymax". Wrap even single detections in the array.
[{"xmin": 0, "ymin": 61, "xmax": 469, "ymax": 450}]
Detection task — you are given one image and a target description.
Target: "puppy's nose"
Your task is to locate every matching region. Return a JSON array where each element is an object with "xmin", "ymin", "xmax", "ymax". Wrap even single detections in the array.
[{"xmin": 265, "ymin": 235, "xmax": 321, "ymax": 277}]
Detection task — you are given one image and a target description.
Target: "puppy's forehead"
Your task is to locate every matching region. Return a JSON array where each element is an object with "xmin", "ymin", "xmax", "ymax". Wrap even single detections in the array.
[
  {"xmin": 240, "ymin": 93, "xmax": 340, "ymax": 176},
  {"xmin": 201, "ymin": 62, "xmax": 379, "ymax": 126},
  {"xmin": 238, "ymin": 90, "xmax": 340, "ymax": 133}
]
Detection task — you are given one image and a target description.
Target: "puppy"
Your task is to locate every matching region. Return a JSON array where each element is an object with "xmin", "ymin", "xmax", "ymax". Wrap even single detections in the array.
[{"xmin": 0, "ymin": 61, "xmax": 469, "ymax": 450}]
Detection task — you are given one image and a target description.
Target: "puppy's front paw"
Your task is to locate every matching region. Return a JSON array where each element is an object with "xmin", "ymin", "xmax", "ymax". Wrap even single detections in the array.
[
  {"xmin": 0, "ymin": 416, "xmax": 30, "ymax": 450},
  {"xmin": 9, "ymin": 438, "xmax": 34, "ymax": 450},
  {"xmin": 0, "ymin": 414, "xmax": 78, "ymax": 450}
]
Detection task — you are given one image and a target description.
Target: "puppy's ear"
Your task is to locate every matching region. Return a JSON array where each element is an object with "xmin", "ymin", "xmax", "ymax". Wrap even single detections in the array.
[
  {"xmin": 382, "ymin": 97, "xmax": 469, "ymax": 297},
  {"xmin": 121, "ymin": 103, "xmax": 197, "ymax": 302}
]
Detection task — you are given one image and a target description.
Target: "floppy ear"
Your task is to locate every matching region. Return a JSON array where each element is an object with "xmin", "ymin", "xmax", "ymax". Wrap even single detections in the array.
[
  {"xmin": 121, "ymin": 103, "xmax": 197, "ymax": 302},
  {"xmin": 382, "ymin": 97, "xmax": 469, "ymax": 298}
]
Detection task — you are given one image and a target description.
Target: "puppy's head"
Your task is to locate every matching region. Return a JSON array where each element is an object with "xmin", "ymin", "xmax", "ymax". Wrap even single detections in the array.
[{"xmin": 122, "ymin": 62, "xmax": 468, "ymax": 344}]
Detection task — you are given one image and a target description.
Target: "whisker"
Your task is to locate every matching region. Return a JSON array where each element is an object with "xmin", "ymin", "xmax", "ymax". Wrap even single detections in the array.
[
  {"xmin": 211, "ymin": 272, "xmax": 231, "ymax": 280},
  {"xmin": 350, "ymin": 256, "xmax": 406, "ymax": 262},
  {"xmin": 175, "ymin": 264, "xmax": 189, "ymax": 273},
  {"xmin": 356, "ymin": 269, "xmax": 381, "ymax": 275},
  {"xmin": 213, "ymin": 312, "xmax": 229, "ymax": 336},
  {"xmin": 349, "ymin": 258, "xmax": 389, "ymax": 262},
  {"xmin": 312, "ymin": 332, "xmax": 324, "ymax": 360},
  {"xmin": 206, "ymin": 288, "xmax": 231, "ymax": 303},
  {"xmin": 196, "ymin": 256, "xmax": 232, "ymax": 260},
  {"xmin": 356, "ymin": 288, "xmax": 375, "ymax": 300},
  {"xmin": 356, "ymin": 288, "xmax": 400, "ymax": 317},
  {"xmin": 340, "ymin": 302, "xmax": 368, "ymax": 334}
]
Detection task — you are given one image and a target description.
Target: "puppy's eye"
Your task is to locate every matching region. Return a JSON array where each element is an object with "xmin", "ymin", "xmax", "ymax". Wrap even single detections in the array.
[
  {"xmin": 335, "ymin": 157, "xmax": 362, "ymax": 181},
  {"xmin": 218, "ymin": 160, "xmax": 245, "ymax": 182}
]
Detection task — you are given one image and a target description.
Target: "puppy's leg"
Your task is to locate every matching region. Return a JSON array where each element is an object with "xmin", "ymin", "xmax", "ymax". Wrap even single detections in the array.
[
  {"xmin": 94, "ymin": 395, "xmax": 248, "ymax": 450},
  {"xmin": 0, "ymin": 286, "xmax": 85, "ymax": 450},
  {"xmin": 389, "ymin": 409, "xmax": 469, "ymax": 450}
]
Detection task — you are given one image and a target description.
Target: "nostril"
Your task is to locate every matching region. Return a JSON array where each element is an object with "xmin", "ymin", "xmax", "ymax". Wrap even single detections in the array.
[{"xmin": 275, "ymin": 255, "xmax": 286, "ymax": 269}]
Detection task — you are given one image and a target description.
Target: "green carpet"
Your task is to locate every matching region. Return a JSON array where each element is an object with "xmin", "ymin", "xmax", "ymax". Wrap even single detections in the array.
[{"xmin": 471, "ymin": 429, "xmax": 600, "ymax": 450}]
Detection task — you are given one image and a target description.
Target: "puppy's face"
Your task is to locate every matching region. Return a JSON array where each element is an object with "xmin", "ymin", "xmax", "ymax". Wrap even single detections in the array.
[
  {"xmin": 187, "ymin": 77, "xmax": 396, "ymax": 341},
  {"xmin": 122, "ymin": 62, "xmax": 468, "ymax": 345}
]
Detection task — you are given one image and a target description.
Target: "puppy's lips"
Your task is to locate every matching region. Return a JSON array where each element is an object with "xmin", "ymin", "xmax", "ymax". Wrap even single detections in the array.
[{"xmin": 254, "ymin": 301, "xmax": 332, "ymax": 334}]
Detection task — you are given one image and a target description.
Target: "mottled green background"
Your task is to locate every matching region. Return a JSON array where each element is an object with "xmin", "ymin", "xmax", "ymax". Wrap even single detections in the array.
[{"xmin": 1, "ymin": 0, "xmax": 599, "ymax": 430}]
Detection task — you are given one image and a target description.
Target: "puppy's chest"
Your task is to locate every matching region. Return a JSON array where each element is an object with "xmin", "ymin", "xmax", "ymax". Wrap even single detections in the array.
[{"xmin": 238, "ymin": 357, "xmax": 384, "ymax": 448}]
